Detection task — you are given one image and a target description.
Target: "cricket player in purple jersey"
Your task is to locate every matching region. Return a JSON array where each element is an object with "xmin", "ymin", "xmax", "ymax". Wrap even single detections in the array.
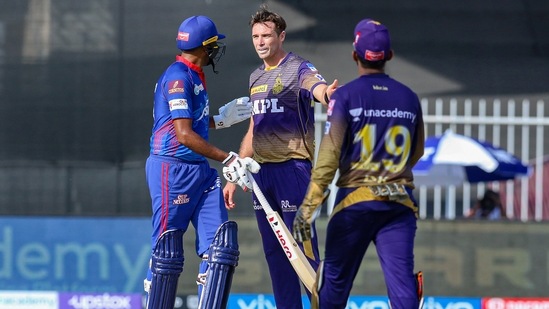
[
  {"xmin": 293, "ymin": 19, "xmax": 425, "ymax": 309},
  {"xmin": 144, "ymin": 15, "xmax": 260, "ymax": 309},
  {"xmin": 222, "ymin": 5, "xmax": 337, "ymax": 309}
]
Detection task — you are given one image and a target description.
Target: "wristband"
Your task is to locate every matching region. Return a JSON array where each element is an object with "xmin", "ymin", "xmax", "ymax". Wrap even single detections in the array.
[
  {"xmin": 324, "ymin": 91, "xmax": 330, "ymax": 104},
  {"xmin": 222, "ymin": 151, "xmax": 238, "ymax": 165}
]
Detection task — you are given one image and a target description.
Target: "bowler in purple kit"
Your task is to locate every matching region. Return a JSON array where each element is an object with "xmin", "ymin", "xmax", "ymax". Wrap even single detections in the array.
[{"xmin": 223, "ymin": 5, "xmax": 338, "ymax": 309}]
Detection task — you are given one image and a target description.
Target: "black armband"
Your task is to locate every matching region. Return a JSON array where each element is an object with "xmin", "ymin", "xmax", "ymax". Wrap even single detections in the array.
[{"xmin": 324, "ymin": 92, "xmax": 330, "ymax": 104}]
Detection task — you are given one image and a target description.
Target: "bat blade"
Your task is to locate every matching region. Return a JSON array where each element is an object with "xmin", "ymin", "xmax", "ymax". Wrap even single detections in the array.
[
  {"xmin": 248, "ymin": 172, "xmax": 317, "ymax": 292},
  {"xmin": 265, "ymin": 211, "xmax": 316, "ymax": 292}
]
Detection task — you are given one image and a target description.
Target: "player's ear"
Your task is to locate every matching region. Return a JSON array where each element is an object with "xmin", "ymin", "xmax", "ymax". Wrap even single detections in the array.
[
  {"xmin": 352, "ymin": 51, "xmax": 359, "ymax": 64},
  {"xmin": 386, "ymin": 49, "xmax": 394, "ymax": 61},
  {"xmin": 279, "ymin": 30, "xmax": 286, "ymax": 41}
]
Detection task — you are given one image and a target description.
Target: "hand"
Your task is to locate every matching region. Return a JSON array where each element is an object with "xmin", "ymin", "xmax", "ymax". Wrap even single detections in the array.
[
  {"xmin": 327, "ymin": 79, "xmax": 339, "ymax": 97},
  {"xmin": 322, "ymin": 79, "xmax": 339, "ymax": 104},
  {"xmin": 223, "ymin": 182, "xmax": 237, "ymax": 210},
  {"xmin": 293, "ymin": 206, "xmax": 313, "ymax": 243},
  {"xmin": 222, "ymin": 152, "xmax": 261, "ymax": 192},
  {"xmin": 292, "ymin": 183, "xmax": 328, "ymax": 242},
  {"xmin": 213, "ymin": 97, "xmax": 252, "ymax": 129}
]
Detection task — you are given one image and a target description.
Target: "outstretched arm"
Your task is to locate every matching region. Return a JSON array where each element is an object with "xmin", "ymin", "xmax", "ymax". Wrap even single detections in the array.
[{"xmin": 313, "ymin": 79, "xmax": 339, "ymax": 105}]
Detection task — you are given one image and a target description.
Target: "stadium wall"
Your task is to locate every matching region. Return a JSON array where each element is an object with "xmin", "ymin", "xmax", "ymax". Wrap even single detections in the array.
[{"xmin": 1, "ymin": 216, "xmax": 548, "ymax": 297}]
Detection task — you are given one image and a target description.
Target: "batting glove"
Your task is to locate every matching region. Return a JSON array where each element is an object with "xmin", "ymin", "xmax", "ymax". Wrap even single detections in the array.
[
  {"xmin": 293, "ymin": 183, "xmax": 329, "ymax": 242},
  {"xmin": 222, "ymin": 152, "xmax": 260, "ymax": 192},
  {"xmin": 213, "ymin": 97, "xmax": 252, "ymax": 129}
]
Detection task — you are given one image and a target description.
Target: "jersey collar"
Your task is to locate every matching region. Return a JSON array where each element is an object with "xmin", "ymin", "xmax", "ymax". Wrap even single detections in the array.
[{"xmin": 176, "ymin": 55, "xmax": 206, "ymax": 86}]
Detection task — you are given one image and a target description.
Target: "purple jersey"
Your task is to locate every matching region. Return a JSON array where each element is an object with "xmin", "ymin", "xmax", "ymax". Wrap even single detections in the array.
[
  {"xmin": 314, "ymin": 73, "xmax": 424, "ymax": 207},
  {"xmin": 149, "ymin": 56, "xmax": 209, "ymax": 162},
  {"xmin": 312, "ymin": 73, "xmax": 424, "ymax": 309},
  {"xmin": 249, "ymin": 52, "xmax": 327, "ymax": 163}
]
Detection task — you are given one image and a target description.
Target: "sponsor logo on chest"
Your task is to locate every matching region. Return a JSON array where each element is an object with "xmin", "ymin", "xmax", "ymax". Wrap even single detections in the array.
[{"xmin": 253, "ymin": 98, "xmax": 284, "ymax": 114}]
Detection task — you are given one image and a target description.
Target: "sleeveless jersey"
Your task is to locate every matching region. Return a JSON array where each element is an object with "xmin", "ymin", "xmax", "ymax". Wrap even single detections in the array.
[{"xmin": 249, "ymin": 52, "xmax": 327, "ymax": 163}]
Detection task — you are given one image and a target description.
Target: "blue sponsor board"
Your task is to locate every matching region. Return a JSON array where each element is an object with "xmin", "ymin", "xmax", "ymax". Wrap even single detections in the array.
[
  {"xmin": 0, "ymin": 217, "xmax": 151, "ymax": 293},
  {"xmin": 422, "ymin": 297, "xmax": 481, "ymax": 309},
  {"xmin": 228, "ymin": 294, "xmax": 481, "ymax": 309},
  {"xmin": 0, "ymin": 290, "xmax": 59, "ymax": 309},
  {"xmin": 0, "ymin": 291, "xmax": 142, "ymax": 309}
]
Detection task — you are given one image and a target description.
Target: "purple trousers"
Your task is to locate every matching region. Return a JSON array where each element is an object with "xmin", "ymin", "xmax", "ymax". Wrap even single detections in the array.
[
  {"xmin": 317, "ymin": 187, "xmax": 418, "ymax": 309},
  {"xmin": 252, "ymin": 159, "xmax": 321, "ymax": 309}
]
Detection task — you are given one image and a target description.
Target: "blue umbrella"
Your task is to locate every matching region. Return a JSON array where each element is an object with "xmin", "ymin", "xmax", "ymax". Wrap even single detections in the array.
[{"xmin": 413, "ymin": 130, "xmax": 530, "ymax": 187}]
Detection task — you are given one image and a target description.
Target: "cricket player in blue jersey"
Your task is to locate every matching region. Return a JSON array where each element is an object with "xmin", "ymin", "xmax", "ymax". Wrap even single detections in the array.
[
  {"xmin": 222, "ymin": 5, "xmax": 338, "ymax": 309},
  {"xmin": 144, "ymin": 15, "xmax": 260, "ymax": 309},
  {"xmin": 293, "ymin": 19, "xmax": 425, "ymax": 309}
]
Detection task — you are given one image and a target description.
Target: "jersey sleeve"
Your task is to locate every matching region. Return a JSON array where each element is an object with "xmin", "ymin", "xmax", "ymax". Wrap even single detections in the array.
[
  {"xmin": 298, "ymin": 62, "xmax": 327, "ymax": 100},
  {"xmin": 409, "ymin": 102, "xmax": 425, "ymax": 167},
  {"xmin": 162, "ymin": 71, "xmax": 194, "ymax": 120},
  {"xmin": 311, "ymin": 93, "xmax": 348, "ymax": 190}
]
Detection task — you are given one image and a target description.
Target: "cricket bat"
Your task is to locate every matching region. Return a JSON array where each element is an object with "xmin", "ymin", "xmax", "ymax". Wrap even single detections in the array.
[{"xmin": 247, "ymin": 173, "xmax": 317, "ymax": 293}]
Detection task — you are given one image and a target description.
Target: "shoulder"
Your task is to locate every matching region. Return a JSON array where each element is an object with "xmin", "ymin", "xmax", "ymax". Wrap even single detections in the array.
[
  {"xmin": 289, "ymin": 53, "xmax": 316, "ymax": 69},
  {"xmin": 163, "ymin": 63, "xmax": 192, "ymax": 83},
  {"xmin": 165, "ymin": 61, "xmax": 191, "ymax": 76},
  {"xmin": 387, "ymin": 76, "xmax": 418, "ymax": 95}
]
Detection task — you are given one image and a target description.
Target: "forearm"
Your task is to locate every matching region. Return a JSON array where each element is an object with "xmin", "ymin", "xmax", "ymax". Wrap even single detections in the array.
[
  {"xmin": 177, "ymin": 130, "xmax": 228, "ymax": 163},
  {"xmin": 238, "ymin": 120, "xmax": 254, "ymax": 157},
  {"xmin": 312, "ymin": 79, "xmax": 338, "ymax": 105},
  {"xmin": 313, "ymin": 84, "xmax": 329, "ymax": 105}
]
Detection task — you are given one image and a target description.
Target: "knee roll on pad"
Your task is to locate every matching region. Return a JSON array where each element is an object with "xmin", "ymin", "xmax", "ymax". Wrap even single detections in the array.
[
  {"xmin": 146, "ymin": 229, "xmax": 185, "ymax": 309},
  {"xmin": 198, "ymin": 221, "xmax": 240, "ymax": 309}
]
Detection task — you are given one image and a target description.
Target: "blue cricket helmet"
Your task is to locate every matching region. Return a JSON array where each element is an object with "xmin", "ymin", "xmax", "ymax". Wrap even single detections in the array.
[{"xmin": 176, "ymin": 15, "xmax": 226, "ymax": 51}]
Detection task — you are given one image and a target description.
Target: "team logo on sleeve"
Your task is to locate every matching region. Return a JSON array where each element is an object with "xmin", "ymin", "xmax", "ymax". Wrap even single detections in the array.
[
  {"xmin": 315, "ymin": 74, "xmax": 326, "ymax": 82},
  {"xmin": 169, "ymin": 99, "xmax": 188, "ymax": 111},
  {"xmin": 306, "ymin": 63, "xmax": 318, "ymax": 72},
  {"xmin": 168, "ymin": 80, "xmax": 184, "ymax": 94}
]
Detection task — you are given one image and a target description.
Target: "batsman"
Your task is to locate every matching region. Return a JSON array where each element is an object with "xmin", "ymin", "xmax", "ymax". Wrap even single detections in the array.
[
  {"xmin": 143, "ymin": 15, "xmax": 260, "ymax": 309},
  {"xmin": 292, "ymin": 18, "xmax": 425, "ymax": 309}
]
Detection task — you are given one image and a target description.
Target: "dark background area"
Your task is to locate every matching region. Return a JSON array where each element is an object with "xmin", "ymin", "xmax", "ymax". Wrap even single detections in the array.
[{"xmin": 0, "ymin": 0, "xmax": 548, "ymax": 216}]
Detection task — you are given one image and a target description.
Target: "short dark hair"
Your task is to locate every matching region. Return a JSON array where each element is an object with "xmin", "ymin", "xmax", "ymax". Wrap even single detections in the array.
[
  {"xmin": 250, "ymin": 4, "xmax": 286, "ymax": 35},
  {"xmin": 356, "ymin": 56, "xmax": 387, "ymax": 70}
]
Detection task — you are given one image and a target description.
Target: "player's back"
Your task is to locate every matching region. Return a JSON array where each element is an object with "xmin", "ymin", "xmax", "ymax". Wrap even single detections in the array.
[
  {"xmin": 332, "ymin": 73, "xmax": 422, "ymax": 187},
  {"xmin": 150, "ymin": 60, "xmax": 209, "ymax": 162}
]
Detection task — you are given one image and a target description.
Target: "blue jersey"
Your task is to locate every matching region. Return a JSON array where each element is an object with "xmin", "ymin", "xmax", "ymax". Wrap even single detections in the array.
[{"xmin": 149, "ymin": 56, "xmax": 209, "ymax": 162}]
